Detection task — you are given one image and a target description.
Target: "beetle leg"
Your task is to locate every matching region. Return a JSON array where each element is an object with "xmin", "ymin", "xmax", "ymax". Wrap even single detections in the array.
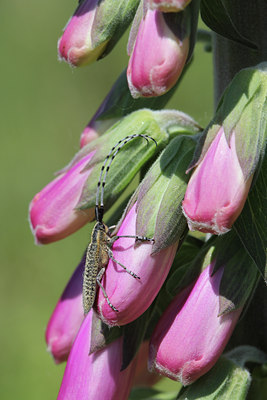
[
  {"xmin": 107, "ymin": 248, "xmax": 140, "ymax": 280},
  {"xmin": 110, "ymin": 235, "xmax": 154, "ymax": 245},
  {"xmin": 96, "ymin": 268, "xmax": 119, "ymax": 312}
]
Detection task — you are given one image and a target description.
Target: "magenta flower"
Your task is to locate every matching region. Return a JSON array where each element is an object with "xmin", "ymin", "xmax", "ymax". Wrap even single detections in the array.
[
  {"xmin": 97, "ymin": 203, "xmax": 178, "ymax": 326},
  {"xmin": 58, "ymin": 311, "xmax": 136, "ymax": 399},
  {"xmin": 149, "ymin": 263, "xmax": 243, "ymax": 385},
  {"xmin": 182, "ymin": 128, "xmax": 253, "ymax": 234},
  {"xmin": 148, "ymin": 0, "xmax": 192, "ymax": 12},
  {"xmin": 45, "ymin": 258, "xmax": 84, "ymax": 363},
  {"xmin": 127, "ymin": 8, "xmax": 189, "ymax": 98},
  {"xmin": 58, "ymin": 0, "xmax": 108, "ymax": 67},
  {"xmin": 29, "ymin": 152, "xmax": 95, "ymax": 244}
]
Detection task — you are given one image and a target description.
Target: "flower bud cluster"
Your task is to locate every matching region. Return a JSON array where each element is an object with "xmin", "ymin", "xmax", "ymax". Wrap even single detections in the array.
[{"xmin": 30, "ymin": 0, "xmax": 267, "ymax": 396}]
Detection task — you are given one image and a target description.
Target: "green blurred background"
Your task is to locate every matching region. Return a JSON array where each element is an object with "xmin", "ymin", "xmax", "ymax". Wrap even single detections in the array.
[{"xmin": 0, "ymin": 1, "xmax": 213, "ymax": 399}]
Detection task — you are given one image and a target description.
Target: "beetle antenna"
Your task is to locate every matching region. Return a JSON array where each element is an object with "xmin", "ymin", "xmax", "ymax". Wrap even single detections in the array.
[{"xmin": 95, "ymin": 134, "xmax": 157, "ymax": 222}]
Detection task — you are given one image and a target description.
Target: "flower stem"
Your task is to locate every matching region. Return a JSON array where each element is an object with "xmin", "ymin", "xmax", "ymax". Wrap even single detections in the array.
[{"xmin": 212, "ymin": 0, "xmax": 267, "ymax": 105}]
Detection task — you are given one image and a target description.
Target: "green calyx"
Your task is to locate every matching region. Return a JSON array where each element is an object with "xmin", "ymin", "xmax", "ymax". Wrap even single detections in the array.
[
  {"xmin": 76, "ymin": 109, "xmax": 166, "ymax": 210},
  {"xmin": 92, "ymin": 0, "xmax": 140, "ymax": 58},
  {"xmin": 135, "ymin": 134, "xmax": 198, "ymax": 253},
  {"xmin": 212, "ymin": 231, "xmax": 260, "ymax": 316},
  {"xmin": 192, "ymin": 63, "xmax": 267, "ymax": 180},
  {"xmin": 177, "ymin": 356, "xmax": 251, "ymax": 399}
]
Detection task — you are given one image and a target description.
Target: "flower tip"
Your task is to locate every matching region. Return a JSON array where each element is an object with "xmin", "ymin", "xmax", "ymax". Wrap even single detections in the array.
[
  {"xmin": 182, "ymin": 206, "xmax": 231, "ymax": 235},
  {"xmin": 46, "ymin": 340, "xmax": 68, "ymax": 364}
]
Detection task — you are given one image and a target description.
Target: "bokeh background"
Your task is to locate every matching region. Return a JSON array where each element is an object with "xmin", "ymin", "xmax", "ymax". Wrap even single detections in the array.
[{"xmin": 0, "ymin": 1, "xmax": 213, "ymax": 399}]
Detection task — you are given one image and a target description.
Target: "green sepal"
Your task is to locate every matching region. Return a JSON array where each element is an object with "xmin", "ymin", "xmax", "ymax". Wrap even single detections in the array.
[
  {"xmin": 136, "ymin": 135, "xmax": 198, "ymax": 253},
  {"xmin": 225, "ymin": 346, "xmax": 267, "ymax": 368},
  {"xmin": 200, "ymin": 0, "xmax": 258, "ymax": 50},
  {"xmin": 89, "ymin": 310, "xmax": 122, "ymax": 354},
  {"xmin": 212, "ymin": 231, "xmax": 260, "ymax": 315},
  {"xmin": 92, "ymin": 0, "xmax": 139, "ymax": 59},
  {"xmin": 248, "ymin": 361, "xmax": 267, "ymax": 400},
  {"xmin": 177, "ymin": 356, "xmax": 251, "ymax": 400},
  {"xmin": 166, "ymin": 239, "xmax": 213, "ymax": 298},
  {"xmin": 121, "ymin": 306, "xmax": 152, "ymax": 371},
  {"xmin": 234, "ymin": 154, "xmax": 267, "ymax": 282},
  {"xmin": 75, "ymin": 109, "xmax": 168, "ymax": 210},
  {"xmin": 190, "ymin": 63, "xmax": 267, "ymax": 180}
]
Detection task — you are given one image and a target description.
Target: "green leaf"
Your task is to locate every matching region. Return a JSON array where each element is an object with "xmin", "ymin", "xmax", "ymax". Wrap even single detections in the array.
[
  {"xmin": 212, "ymin": 231, "xmax": 260, "ymax": 315},
  {"xmin": 225, "ymin": 346, "xmax": 267, "ymax": 368},
  {"xmin": 200, "ymin": 0, "xmax": 258, "ymax": 49},
  {"xmin": 234, "ymin": 155, "xmax": 267, "ymax": 282},
  {"xmin": 89, "ymin": 311, "xmax": 122, "ymax": 354},
  {"xmin": 121, "ymin": 307, "xmax": 152, "ymax": 371},
  {"xmin": 177, "ymin": 356, "xmax": 251, "ymax": 400}
]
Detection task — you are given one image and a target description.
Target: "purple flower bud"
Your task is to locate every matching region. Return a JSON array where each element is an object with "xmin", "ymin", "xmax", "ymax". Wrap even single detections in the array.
[
  {"xmin": 46, "ymin": 258, "xmax": 84, "ymax": 363},
  {"xmin": 127, "ymin": 8, "xmax": 189, "ymax": 98},
  {"xmin": 149, "ymin": 263, "xmax": 242, "ymax": 385},
  {"xmin": 148, "ymin": 0, "xmax": 192, "ymax": 12},
  {"xmin": 29, "ymin": 152, "xmax": 95, "ymax": 244},
  {"xmin": 58, "ymin": 0, "xmax": 108, "ymax": 67},
  {"xmin": 58, "ymin": 311, "xmax": 136, "ymax": 399},
  {"xmin": 97, "ymin": 203, "xmax": 178, "ymax": 326},
  {"xmin": 183, "ymin": 128, "xmax": 253, "ymax": 234}
]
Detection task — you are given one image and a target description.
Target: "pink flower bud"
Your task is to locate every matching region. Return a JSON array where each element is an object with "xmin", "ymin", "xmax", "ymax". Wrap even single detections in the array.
[
  {"xmin": 29, "ymin": 152, "xmax": 95, "ymax": 244},
  {"xmin": 80, "ymin": 118, "xmax": 117, "ymax": 148},
  {"xmin": 148, "ymin": 0, "xmax": 192, "ymax": 12},
  {"xmin": 45, "ymin": 258, "xmax": 84, "ymax": 363},
  {"xmin": 127, "ymin": 8, "xmax": 189, "ymax": 98},
  {"xmin": 149, "ymin": 263, "xmax": 242, "ymax": 385},
  {"xmin": 97, "ymin": 203, "xmax": 178, "ymax": 326},
  {"xmin": 182, "ymin": 128, "xmax": 253, "ymax": 234},
  {"xmin": 58, "ymin": 0, "xmax": 108, "ymax": 67},
  {"xmin": 58, "ymin": 311, "xmax": 136, "ymax": 399}
]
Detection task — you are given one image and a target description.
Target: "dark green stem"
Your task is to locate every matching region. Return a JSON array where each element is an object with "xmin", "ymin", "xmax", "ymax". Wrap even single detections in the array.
[
  {"xmin": 213, "ymin": 1, "xmax": 267, "ymax": 353},
  {"xmin": 213, "ymin": 0, "xmax": 267, "ymax": 105}
]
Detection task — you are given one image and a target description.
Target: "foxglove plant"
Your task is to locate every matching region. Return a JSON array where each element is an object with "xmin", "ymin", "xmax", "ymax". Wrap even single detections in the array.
[{"xmin": 31, "ymin": 0, "xmax": 267, "ymax": 399}]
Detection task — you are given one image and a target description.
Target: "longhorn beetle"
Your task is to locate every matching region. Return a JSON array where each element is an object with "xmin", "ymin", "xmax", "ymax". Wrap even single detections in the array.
[{"xmin": 82, "ymin": 134, "xmax": 157, "ymax": 315}]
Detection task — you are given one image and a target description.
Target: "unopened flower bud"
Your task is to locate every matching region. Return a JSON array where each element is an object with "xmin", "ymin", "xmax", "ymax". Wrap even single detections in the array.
[
  {"xmin": 127, "ymin": 6, "xmax": 190, "ymax": 98},
  {"xmin": 45, "ymin": 257, "xmax": 85, "ymax": 363},
  {"xmin": 183, "ymin": 63, "xmax": 267, "ymax": 234},
  {"xmin": 183, "ymin": 128, "xmax": 253, "ymax": 234},
  {"xmin": 97, "ymin": 203, "xmax": 178, "ymax": 326},
  {"xmin": 148, "ymin": 0, "xmax": 192, "ymax": 12},
  {"xmin": 58, "ymin": 0, "xmax": 139, "ymax": 67},
  {"xmin": 58, "ymin": 0, "xmax": 107, "ymax": 67},
  {"xmin": 29, "ymin": 152, "xmax": 95, "ymax": 244},
  {"xmin": 58, "ymin": 311, "xmax": 136, "ymax": 399},
  {"xmin": 149, "ymin": 263, "xmax": 243, "ymax": 385}
]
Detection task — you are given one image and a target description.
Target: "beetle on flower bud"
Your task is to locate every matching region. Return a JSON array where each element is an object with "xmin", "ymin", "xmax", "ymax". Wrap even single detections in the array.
[{"xmin": 97, "ymin": 133, "xmax": 202, "ymax": 326}]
